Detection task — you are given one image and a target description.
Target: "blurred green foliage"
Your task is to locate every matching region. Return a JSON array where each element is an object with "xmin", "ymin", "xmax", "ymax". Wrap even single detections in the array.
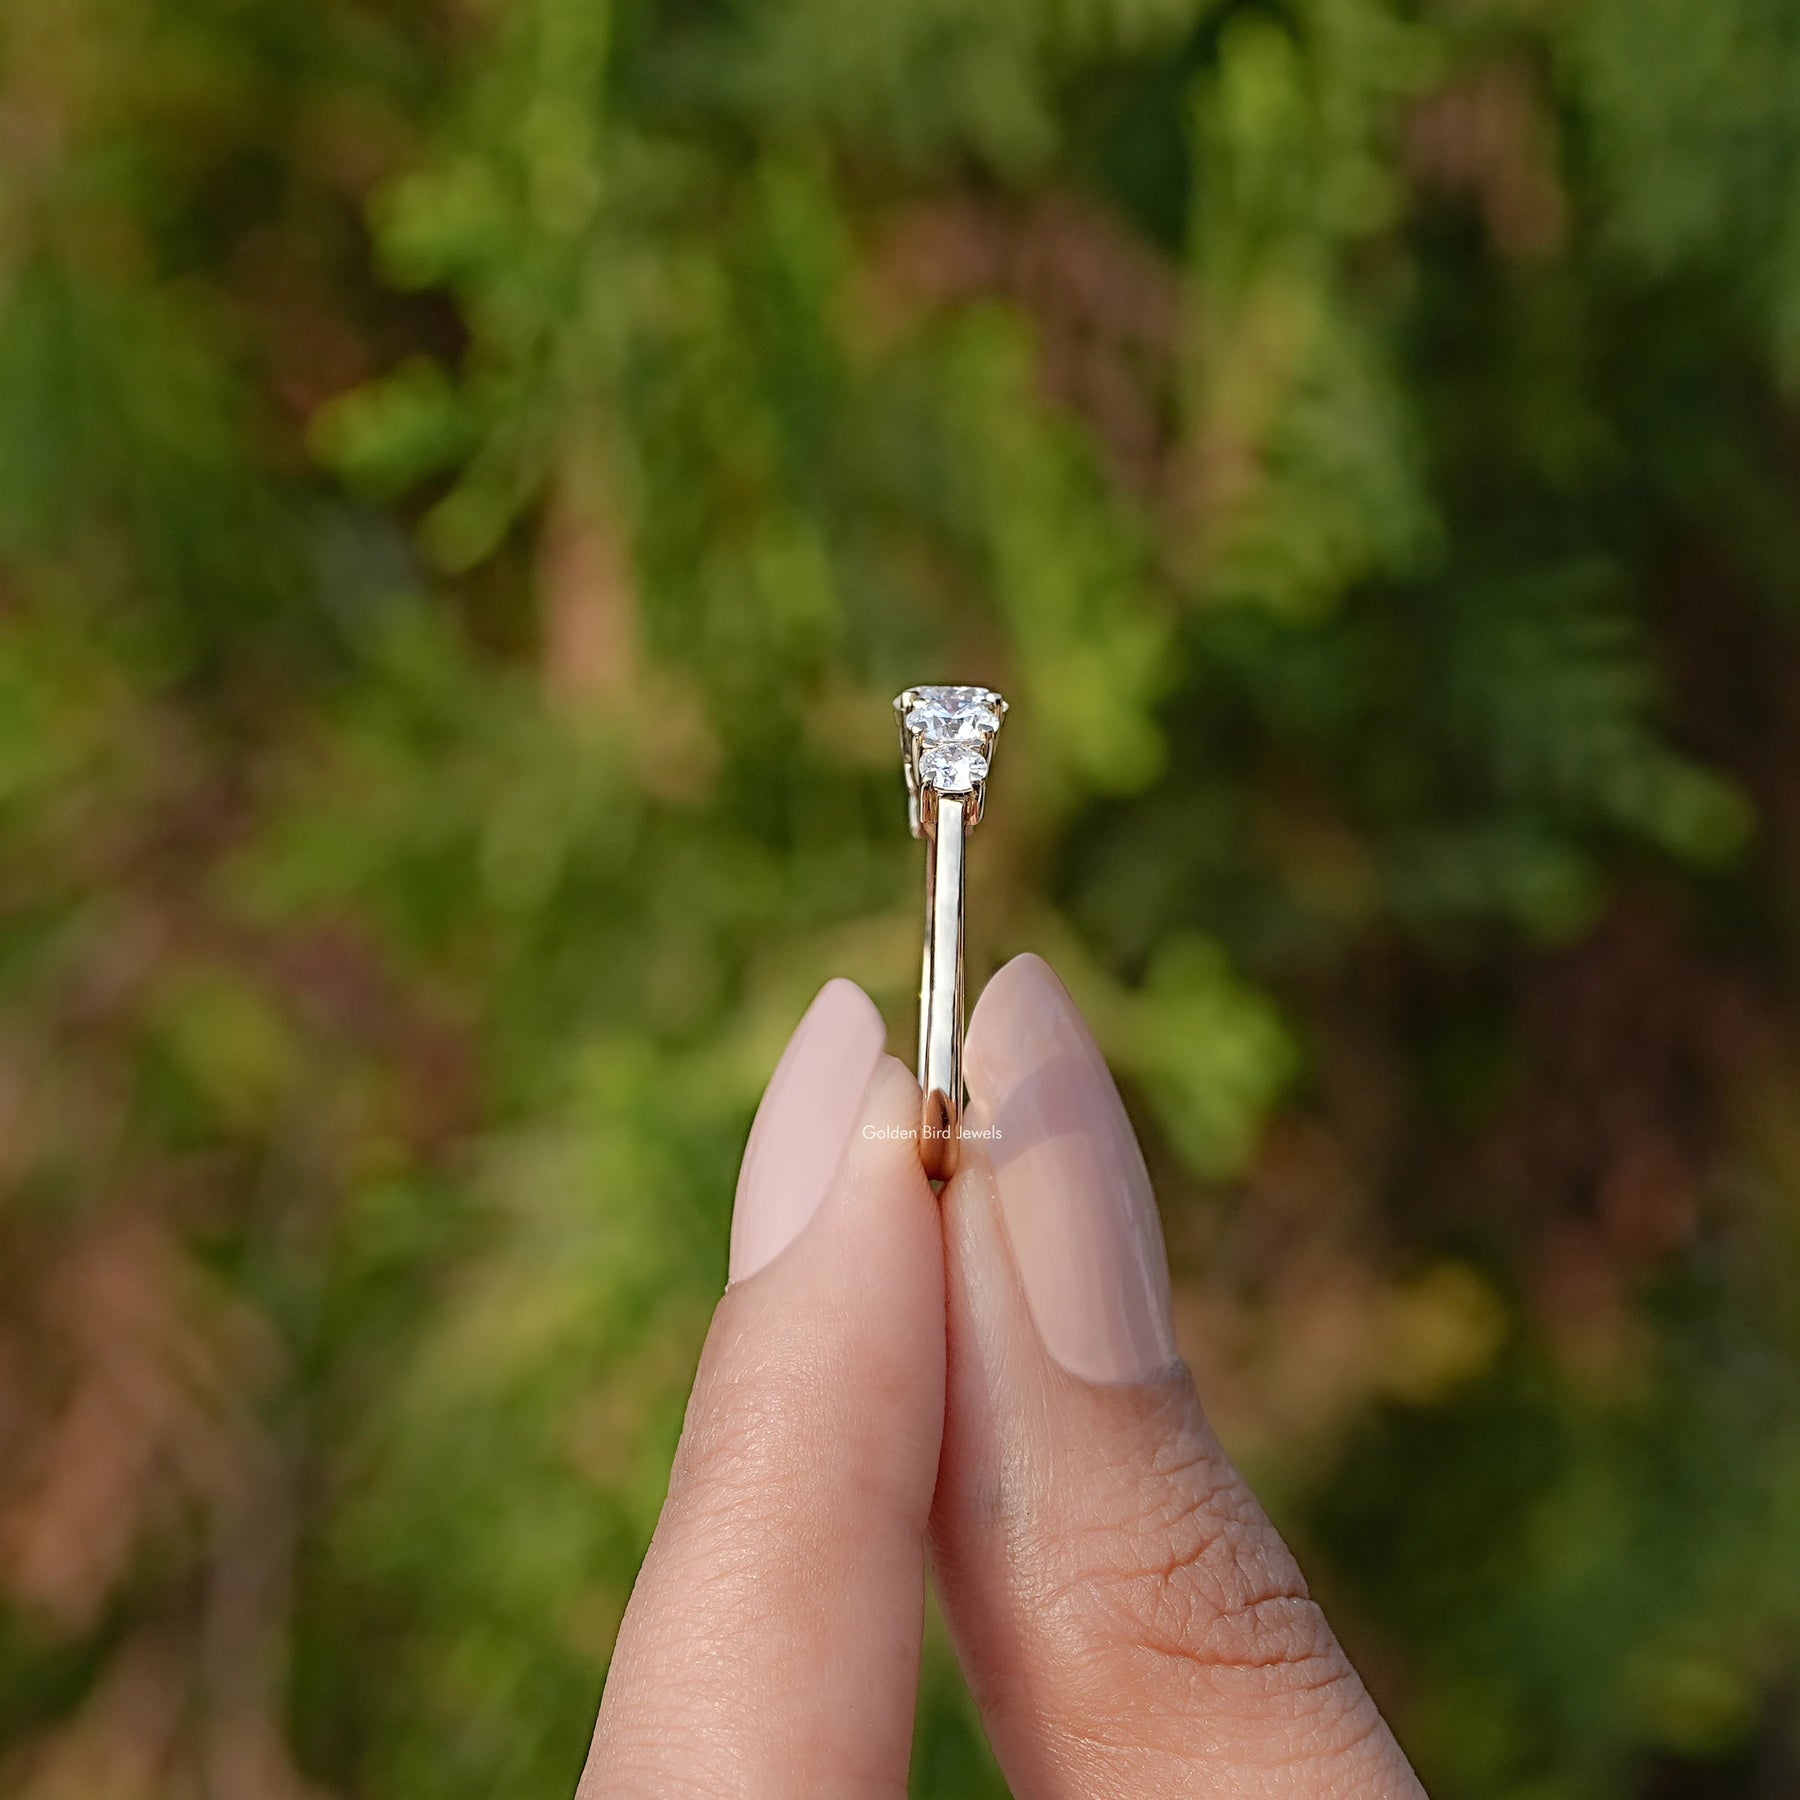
[{"xmin": 3, "ymin": 0, "xmax": 1800, "ymax": 1795}]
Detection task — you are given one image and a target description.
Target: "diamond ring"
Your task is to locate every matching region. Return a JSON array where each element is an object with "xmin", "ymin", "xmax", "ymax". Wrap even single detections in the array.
[{"xmin": 894, "ymin": 684, "xmax": 1008, "ymax": 1181}]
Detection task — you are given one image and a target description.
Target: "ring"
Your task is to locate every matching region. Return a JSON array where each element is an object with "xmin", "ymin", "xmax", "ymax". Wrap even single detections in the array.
[{"xmin": 894, "ymin": 684, "xmax": 1008, "ymax": 1181}]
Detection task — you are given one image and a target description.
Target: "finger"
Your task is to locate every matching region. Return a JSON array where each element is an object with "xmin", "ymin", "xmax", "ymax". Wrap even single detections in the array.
[
  {"xmin": 931, "ymin": 954, "xmax": 1424, "ymax": 1800},
  {"xmin": 580, "ymin": 980, "xmax": 943, "ymax": 1800}
]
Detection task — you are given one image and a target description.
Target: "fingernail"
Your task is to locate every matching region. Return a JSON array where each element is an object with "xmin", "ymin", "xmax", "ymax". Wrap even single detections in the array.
[
  {"xmin": 730, "ymin": 978, "xmax": 888, "ymax": 1283},
  {"xmin": 965, "ymin": 955, "xmax": 1177, "ymax": 1382}
]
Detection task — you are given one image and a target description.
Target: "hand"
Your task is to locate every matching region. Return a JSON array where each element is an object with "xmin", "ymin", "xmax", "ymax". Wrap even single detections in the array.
[{"xmin": 577, "ymin": 955, "xmax": 1426, "ymax": 1798}]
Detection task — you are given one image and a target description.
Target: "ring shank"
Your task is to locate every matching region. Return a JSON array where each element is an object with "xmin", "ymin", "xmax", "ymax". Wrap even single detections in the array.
[{"xmin": 919, "ymin": 791, "xmax": 966, "ymax": 1181}]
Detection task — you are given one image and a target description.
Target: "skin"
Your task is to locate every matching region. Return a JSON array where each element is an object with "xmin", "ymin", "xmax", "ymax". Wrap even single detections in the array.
[{"xmin": 578, "ymin": 958, "xmax": 1427, "ymax": 1799}]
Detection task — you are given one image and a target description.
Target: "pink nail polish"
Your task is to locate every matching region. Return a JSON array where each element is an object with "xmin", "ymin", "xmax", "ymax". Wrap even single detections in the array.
[
  {"xmin": 730, "ymin": 979, "xmax": 887, "ymax": 1283},
  {"xmin": 965, "ymin": 955, "xmax": 1177, "ymax": 1382}
]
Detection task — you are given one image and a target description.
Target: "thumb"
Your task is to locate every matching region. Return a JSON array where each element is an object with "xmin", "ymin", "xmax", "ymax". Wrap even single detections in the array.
[{"xmin": 931, "ymin": 955, "xmax": 1424, "ymax": 1800}]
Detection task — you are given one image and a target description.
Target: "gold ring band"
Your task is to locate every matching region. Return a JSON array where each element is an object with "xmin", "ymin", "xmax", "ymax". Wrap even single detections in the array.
[{"xmin": 895, "ymin": 685, "xmax": 1007, "ymax": 1181}]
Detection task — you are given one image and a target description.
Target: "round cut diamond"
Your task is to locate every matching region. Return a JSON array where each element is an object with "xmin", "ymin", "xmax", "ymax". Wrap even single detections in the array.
[
  {"xmin": 919, "ymin": 744, "xmax": 989, "ymax": 791},
  {"xmin": 906, "ymin": 687, "xmax": 1000, "ymax": 741}
]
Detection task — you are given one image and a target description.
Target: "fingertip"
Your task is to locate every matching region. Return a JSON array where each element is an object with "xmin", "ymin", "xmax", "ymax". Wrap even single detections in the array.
[
  {"xmin": 966, "ymin": 952, "xmax": 1072, "ymax": 1104},
  {"xmin": 962, "ymin": 953, "xmax": 1176, "ymax": 1384},
  {"xmin": 723, "ymin": 1045, "xmax": 942, "ymax": 1424},
  {"xmin": 730, "ymin": 977, "xmax": 888, "ymax": 1283},
  {"xmin": 858, "ymin": 1050, "xmax": 930, "ymax": 1143},
  {"xmin": 829, "ymin": 1051, "xmax": 941, "ymax": 1273},
  {"xmin": 968, "ymin": 951, "xmax": 1063, "ymax": 1033},
  {"xmin": 814, "ymin": 973, "xmax": 887, "ymax": 1040},
  {"xmin": 824, "ymin": 1052, "xmax": 943, "ymax": 1251}
]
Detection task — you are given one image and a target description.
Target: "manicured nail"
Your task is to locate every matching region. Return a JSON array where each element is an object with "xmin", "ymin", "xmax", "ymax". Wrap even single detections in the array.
[
  {"xmin": 965, "ymin": 955, "xmax": 1177, "ymax": 1382},
  {"xmin": 730, "ymin": 979, "xmax": 888, "ymax": 1283}
]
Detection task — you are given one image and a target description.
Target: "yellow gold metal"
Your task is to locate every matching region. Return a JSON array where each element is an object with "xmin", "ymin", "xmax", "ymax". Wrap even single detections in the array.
[
  {"xmin": 918, "ymin": 791, "xmax": 966, "ymax": 1179},
  {"xmin": 894, "ymin": 685, "xmax": 1007, "ymax": 1182}
]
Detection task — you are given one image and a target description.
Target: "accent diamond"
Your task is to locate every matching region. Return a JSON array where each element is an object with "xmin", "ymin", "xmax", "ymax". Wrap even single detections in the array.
[{"xmin": 919, "ymin": 744, "xmax": 989, "ymax": 791}]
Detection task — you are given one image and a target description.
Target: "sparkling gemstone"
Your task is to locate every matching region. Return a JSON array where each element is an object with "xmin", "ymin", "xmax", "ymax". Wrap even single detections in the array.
[
  {"xmin": 919, "ymin": 744, "xmax": 989, "ymax": 791},
  {"xmin": 896, "ymin": 683, "xmax": 1005, "ymax": 808},
  {"xmin": 904, "ymin": 685, "xmax": 1001, "ymax": 742}
]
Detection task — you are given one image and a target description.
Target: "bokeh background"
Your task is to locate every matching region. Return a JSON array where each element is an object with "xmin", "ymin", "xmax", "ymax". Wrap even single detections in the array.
[{"xmin": 4, "ymin": 0, "xmax": 1800, "ymax": 1795}]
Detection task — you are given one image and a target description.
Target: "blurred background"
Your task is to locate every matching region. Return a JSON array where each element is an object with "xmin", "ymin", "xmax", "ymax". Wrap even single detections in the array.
[{"xmin": 3, "ymin": 0, "xmax": 1800, "ymax": 1795}]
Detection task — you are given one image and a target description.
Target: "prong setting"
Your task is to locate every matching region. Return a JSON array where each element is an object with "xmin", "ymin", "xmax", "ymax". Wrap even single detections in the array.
[{"xmin": 894, "ymin": 685, "xmax": 1008, "ymax": 836}]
